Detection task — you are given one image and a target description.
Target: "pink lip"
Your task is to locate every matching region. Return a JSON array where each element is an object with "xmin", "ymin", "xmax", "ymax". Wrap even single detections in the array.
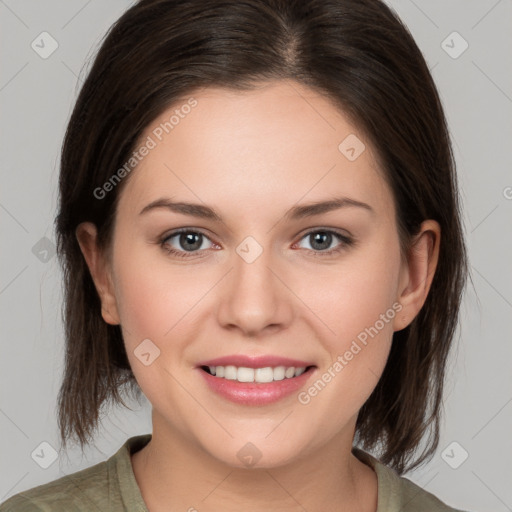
[
  {"xmin": 197, "ymin": 355, "xmax": 315, "ymax": 368},
  {"xmin": 196, "ymin": 355, "xmax": 317, "ymax": 406}
]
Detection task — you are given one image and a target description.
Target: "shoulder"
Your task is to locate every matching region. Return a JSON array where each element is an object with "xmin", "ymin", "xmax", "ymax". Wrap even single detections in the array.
[
  {"xmin": 0, "ymin": 457, "xmax": 111, "ymax": 512},
  {"xmin": 0, "ymin": 494, "xmax": 41, "ymax": 512},
  {"xmin": 395, "ymin": 473, "xmax": 468, "ymax": 512},
  {"xmin": 0, "ymin": 435, "xmax": 151, "ymax": 512},
  {"xmin": 352, "ymin": 447, "xmax": 471, "ymax": 512}
]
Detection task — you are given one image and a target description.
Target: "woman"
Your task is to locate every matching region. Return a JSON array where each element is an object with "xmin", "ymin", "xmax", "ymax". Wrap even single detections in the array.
[{"xmin": 0, "ymin": 0, "xmax": 470, "ymax": 510}]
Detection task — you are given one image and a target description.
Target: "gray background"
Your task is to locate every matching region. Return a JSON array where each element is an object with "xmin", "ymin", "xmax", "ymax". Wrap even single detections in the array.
[{"xmin": 1, "ymin": 1, "xmax": 511, "ymax": 510}]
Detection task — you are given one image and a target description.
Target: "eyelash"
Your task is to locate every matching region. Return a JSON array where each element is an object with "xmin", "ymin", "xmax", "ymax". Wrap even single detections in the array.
[{"xmin": 159, "ymin": 228, "xmax": 355, "ymax": 259}]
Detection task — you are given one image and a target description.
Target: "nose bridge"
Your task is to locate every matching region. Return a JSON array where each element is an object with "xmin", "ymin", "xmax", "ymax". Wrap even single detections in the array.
[{"xmin": 217, "ymin": 235, "xmax": 293, "ymax": 335}]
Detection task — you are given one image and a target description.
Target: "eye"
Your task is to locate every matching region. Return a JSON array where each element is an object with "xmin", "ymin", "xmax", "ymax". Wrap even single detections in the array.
[
  {"xmin": 161, "ymin": 229, "xmax": 215, "ymax": 258},
  {"xmin": 294, "ymin": 229, "xmax": 354, "ymax": 256},
  {"xmin": 159, "ymin": 228, "xmax": 354, "ymax": 259}
]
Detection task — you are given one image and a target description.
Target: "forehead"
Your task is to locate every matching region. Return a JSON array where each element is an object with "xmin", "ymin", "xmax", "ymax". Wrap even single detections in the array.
[{"xmin": 118, "ymin": 80, "xmax": 393, "ymax": 221}]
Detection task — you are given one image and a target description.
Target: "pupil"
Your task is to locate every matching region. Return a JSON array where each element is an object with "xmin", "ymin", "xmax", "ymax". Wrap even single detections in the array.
[
  {"xmin": 311, "ymin": 232, "xmax": 331, "ymax": 251},
  {"xmin": 180, "ymin": 232, "xmax": 202, "ymax": 251}
]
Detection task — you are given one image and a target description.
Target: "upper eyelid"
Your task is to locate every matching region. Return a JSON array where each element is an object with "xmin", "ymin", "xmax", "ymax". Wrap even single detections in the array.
[{"xmin": 162, "ymin": 228, "xmax": 215, "ymax": 244}]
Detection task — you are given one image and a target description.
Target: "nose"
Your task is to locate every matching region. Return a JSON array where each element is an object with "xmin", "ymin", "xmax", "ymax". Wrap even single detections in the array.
[{"xmin": 216, "ymin": 244, "xmax": 294, "ymax": 337}]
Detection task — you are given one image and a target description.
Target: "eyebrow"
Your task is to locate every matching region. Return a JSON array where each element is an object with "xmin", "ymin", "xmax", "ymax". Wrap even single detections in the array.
[{"xmin": 138, "ymin": 196, "xmax": 374, "ymax": 221}]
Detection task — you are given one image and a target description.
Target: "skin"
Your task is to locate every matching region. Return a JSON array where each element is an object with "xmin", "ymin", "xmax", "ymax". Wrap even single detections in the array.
[{"xmin": 77, "ymin": 79, "xmax": 440, "ymax": 512}]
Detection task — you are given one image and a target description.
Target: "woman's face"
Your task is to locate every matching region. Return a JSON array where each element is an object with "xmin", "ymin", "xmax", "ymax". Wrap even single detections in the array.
[{"xmin": 94, "ymin": 80, "xmax": 414, "ymax": 467}]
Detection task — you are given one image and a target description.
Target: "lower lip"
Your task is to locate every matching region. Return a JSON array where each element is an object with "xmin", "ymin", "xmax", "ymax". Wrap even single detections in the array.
[{"xmin": 197, "ymin": 367, "xmax": 316, "ymax": 406}]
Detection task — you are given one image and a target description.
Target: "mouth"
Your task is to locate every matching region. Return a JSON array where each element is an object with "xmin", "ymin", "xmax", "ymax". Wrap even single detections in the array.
[
  {"xmin": 196, "ymin": 356, "xmax": 317, "ymax": 405},
  {"xmin": 200, "ymin": 364, "xmax": 316, "ymax": 383}
]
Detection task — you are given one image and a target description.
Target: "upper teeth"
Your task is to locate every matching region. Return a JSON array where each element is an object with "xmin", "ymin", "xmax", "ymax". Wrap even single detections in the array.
[{"xmin": 208, "ymin": 365, "xmax": 306, "ymax": 383}]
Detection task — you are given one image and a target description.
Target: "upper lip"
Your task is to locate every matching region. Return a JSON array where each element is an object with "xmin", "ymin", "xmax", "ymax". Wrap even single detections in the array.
[{"xmin": 197, "ymin": 355, "xmax": 316, "ymax": 369}]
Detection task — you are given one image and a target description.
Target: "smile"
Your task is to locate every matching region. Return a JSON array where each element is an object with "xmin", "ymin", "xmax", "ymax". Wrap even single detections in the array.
[
  {"xmin": 196, "ymin": 356, "xmax": 317, "ymax": 406},
  {"xmin": 201, "ymin": 365, "xmax": 310, "ymax": 383}
]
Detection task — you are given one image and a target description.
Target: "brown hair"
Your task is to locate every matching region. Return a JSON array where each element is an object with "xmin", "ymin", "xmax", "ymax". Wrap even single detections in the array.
[{"xmin": 55, "ymin": 0, "xmax": 468, "ymax": 474}]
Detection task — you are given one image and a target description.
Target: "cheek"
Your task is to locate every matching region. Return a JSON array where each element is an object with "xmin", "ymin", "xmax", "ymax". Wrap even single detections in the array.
[
  {"xmin": 294, "ymin": 234, "xmax": 401, "ymax": 406},
  {"xmin": 111, "ymin": 242, "xmax": 205, "ymax": 351},
  {"xmin": 300, "ymin": 237, "xmax": 401, "ymax": 344},
  {"xmin": 111, "ymin": 250, "xmax": 210, "ymax": 403}
]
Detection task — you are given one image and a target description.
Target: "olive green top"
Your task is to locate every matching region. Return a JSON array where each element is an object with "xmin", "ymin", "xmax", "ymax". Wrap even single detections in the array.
[{"xmin": 0, "ymin": 434, "xmax": 469, "ymax": 511}]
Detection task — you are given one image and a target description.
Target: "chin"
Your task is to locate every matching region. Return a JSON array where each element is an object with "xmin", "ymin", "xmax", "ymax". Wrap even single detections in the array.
[{"xmin": 201, "ymin": 434, "xmax": 312, "ymax": 471}]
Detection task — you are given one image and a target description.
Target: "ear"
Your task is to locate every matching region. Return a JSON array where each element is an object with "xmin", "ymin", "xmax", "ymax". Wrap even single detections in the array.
[
  {"xmin": 393, "ymin": 220, "xmax": 441, "ymax": 332},
  {"xmin": 75, "ymin": 222, "xmax": 120, "ymax": 325}
]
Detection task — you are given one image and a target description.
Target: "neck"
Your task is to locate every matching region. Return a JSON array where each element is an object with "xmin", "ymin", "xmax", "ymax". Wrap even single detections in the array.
[{"xmin": 131, "ymin": 412, "xmax": 378, "ymax": 512}]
